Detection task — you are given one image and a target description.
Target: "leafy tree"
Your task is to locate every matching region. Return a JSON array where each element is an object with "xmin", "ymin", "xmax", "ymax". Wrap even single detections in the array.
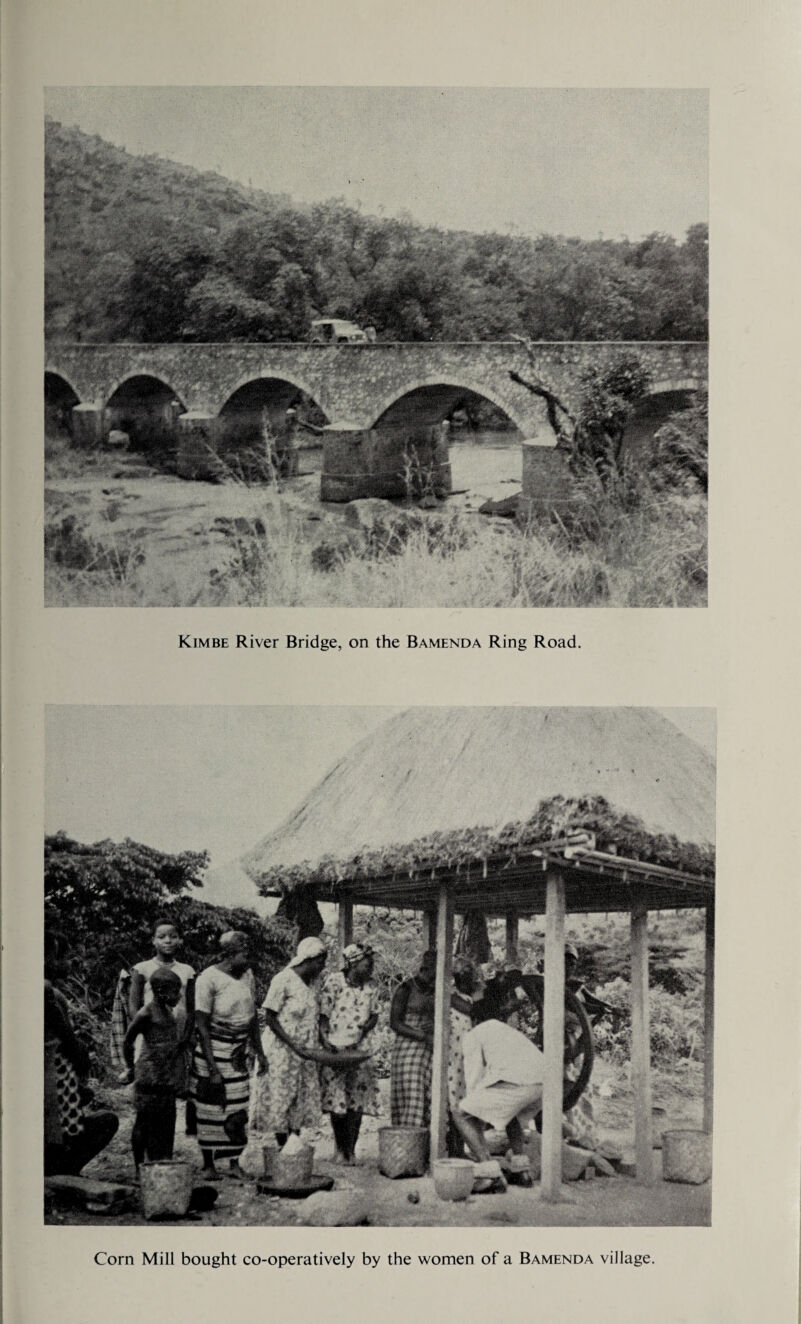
[
  {"xmin": 121, "ymin": 232, "xmax": 213, "ymax": 341},
  {"xmin": 44, "ymin": 833, "xmax": 293, "ymax": 1010},
  {"xmin": 183, "ymin": 272, "xmax": 276, "ymax": 341}
]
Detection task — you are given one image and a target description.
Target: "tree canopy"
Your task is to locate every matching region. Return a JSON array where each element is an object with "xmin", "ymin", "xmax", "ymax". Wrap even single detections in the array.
[{"xmin": 46, "ymin": 120, "xmax": 708, "ymax": 345}]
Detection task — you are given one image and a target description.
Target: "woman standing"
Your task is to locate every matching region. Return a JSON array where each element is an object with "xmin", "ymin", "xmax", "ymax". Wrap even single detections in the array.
[
  {"xmin": 389, "ymin": 949, "xmax": 437, "ymax": 1128},
  {"xmin": 191, "ymin": 931, "xmax": 265, "ymax": 1180},
  {"xmin": 44, "ymin": 933, "xmax": 119, "ymax": 1176},
  {"xmin": 319, "ymin": 942, "xmax": 379, "ymax": 1164},
  {"xmin": 259, "ymin": 936, "xmax": 328, "ymax": 1146}
]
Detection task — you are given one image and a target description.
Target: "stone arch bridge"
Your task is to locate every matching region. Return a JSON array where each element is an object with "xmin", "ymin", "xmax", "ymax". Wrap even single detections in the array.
[
  {"xmin": 46, "ymin": 339, "xmax": 706, "ymax": 503},
  {"xmin": 47, "ymin": 339, "xmax": 706, "ymax": 433}
]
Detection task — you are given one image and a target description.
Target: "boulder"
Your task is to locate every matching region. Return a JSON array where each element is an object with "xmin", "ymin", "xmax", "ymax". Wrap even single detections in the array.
[
  {"xmin": 343, "ymin": 498, "xmax": 398, "ymax": 533},
  {"xmin": 295, "ymin": 1191, "xmax": 370, "ymax": 1226},
  {"xmin": 45, "ymin": 1175, "xmax": 136, "ymax": 1214},
  {"xmin": 478, "ymin": 493, "xmax": 520, "ymax": 518},
  {"xmin": 213, "ymin": 516, "xmax": 267, "ymax": 538},
  {"xmin": 589, "ymin": 1153, "xmax": 618, "ymax": 1177},
  {"xmin": 523, "ymin": 1133, "xmax": 594, "ymax": 1181},
  {"xmin": 561, "ymin": 1145, "xmax": 594, "ymax": 1181}
]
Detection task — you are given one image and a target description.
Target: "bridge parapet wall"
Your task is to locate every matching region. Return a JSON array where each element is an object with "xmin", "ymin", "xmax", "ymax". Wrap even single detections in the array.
[{"xmin": 46, "ymin": 341, "xmax": 708, "ymax": 438}]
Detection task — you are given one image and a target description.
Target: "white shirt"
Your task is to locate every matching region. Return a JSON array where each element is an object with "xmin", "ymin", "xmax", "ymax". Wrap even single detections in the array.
[{"xmin": 462, "ymin": 1019, "xmax": 545, "ymax": 1091}]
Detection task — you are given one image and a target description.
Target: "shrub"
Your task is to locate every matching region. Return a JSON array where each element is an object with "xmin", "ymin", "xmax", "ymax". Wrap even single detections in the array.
[
  {"xmin": 652, "ymin": 394, "xmax": 708, "ymax": 494},
  {"xmin": 591, "ymin": 976, "xmax": 704, "ymax": 1068}
]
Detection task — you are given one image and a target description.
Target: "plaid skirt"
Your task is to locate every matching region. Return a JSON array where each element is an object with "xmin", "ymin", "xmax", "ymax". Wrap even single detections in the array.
[
  {"xmin": 390, "ymin": 1037, "xmax": 432, "ymax": 1128},
  {"xmin": 190, "ymin": 1020, "xmax": 251, "ymax": 1159}
]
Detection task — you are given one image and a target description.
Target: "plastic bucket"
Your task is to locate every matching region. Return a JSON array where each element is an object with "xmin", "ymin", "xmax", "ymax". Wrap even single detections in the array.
[{"xmin": 140, "ymin": 1160, "xmax": 193, "ymax": 1219}]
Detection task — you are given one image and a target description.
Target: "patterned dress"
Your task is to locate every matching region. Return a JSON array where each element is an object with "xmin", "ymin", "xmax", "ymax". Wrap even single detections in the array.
[
  {"xmin": 256, "ymin": 966, "xmax": 322, "ymax": 1133},
  {"xmin": 319, "ymin": 971, "xmax": 380, "ymax": 1116},
  {"xmin": 390, "ymin": 979, "xmax": 434, "ymax": 1128},
  {"xmin": 44, "ymin": 985, "xmax": 84, "ymax": 1140},
  {"xmin": 190, "ymin": 966, "xmax": 255, "ymax": 1159},
  {"xmin": 448, "ymin": 1000, "xmax": 473, "ymax": 1109}
]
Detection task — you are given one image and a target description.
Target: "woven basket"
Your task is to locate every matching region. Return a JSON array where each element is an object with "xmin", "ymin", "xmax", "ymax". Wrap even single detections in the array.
[
  {"xmin": 272, "ymin": 1145, "xmax": 314, "ymax": 1189},
  {"xmin": 662, "ymin": 1130, "xmax": 712, "ymax": 1185},
  {"xmin": 140, "ymin": 1160, "xmax": 193, "ymax": 1219},
  {"xmin": 432, "ymin": 1159, "xmax": 474, "ymax": 1201},
  {"xmin": 378, "ymin": 1127, "xmax": 428, "ymax": 1179}
]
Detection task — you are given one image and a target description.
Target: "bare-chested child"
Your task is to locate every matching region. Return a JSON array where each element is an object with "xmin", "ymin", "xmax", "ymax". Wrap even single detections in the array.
[{"xmin": 123, "ymin": 965, "xmax": 183, "ymax": 1175}]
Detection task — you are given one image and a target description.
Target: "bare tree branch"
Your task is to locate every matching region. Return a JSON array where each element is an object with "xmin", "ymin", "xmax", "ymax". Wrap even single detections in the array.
[{"xmin": 509, "ymin": 368, "xmax": 577, "ymax": 450}]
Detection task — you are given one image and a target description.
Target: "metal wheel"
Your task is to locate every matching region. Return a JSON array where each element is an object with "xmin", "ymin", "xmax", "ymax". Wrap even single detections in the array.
[{"xmin": 519, "ymin": 976, "xmax": 595, "ymax": 1112}]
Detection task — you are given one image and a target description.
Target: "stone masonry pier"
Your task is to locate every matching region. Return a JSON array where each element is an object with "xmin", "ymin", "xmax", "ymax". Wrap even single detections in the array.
[{"xmin": 46, "ymin": 340, "xmax": 707, "ymax": 507}]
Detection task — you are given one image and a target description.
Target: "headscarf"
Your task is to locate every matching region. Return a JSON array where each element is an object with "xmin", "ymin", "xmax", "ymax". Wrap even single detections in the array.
[
  {"xmin": 219, "ymin": 929, "xmax": 249, "ymax": 958},
  {"xmin": 289, "ymin": 936, "xmax": 327, "ymax": 968},
  {"xmin": 342, "ymin": 941, "xmax": 373, "ymax": 971}
]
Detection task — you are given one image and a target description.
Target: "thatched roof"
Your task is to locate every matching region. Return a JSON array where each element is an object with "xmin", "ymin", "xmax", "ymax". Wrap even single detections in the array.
[{"xmin": 241, "ymin": 709, "xmax": 714, "ymax": 912}]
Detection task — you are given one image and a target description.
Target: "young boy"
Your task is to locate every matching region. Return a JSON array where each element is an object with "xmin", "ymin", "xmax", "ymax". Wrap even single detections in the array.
[
  {"xmin": 129, "ymin": 920, "xmax": 195, "ymax": 1051},
  {"xmin": 123, "ymin": 965, "xmax": 183, "ymax": 1174}
]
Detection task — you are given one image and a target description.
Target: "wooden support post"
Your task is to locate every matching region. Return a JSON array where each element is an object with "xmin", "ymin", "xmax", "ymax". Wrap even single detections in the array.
[
  {"xmin": 630, "ymin": 897, "xmax": 655, "ymax": 1184},
  {"xmin": 430, "ymin": 885, "xmax": 454, "ymax": 1165},
  {"xmin": 422, "ymin": 909, "xmax": 436, "ymax": 950},
  {"xmin": 337, "ymin": 900, "xmax": 353, "ymax": 951},
  {"xmin": 505, "ymin": 912, "xmax": 519, "ymax": 964},
  {"xmin": 703, "ymin": 902, "xmax": 715, "ymax": 1133},
  {"xmin": 541, "ymin": 872, "xmax": 566, "ymax": 1201}
]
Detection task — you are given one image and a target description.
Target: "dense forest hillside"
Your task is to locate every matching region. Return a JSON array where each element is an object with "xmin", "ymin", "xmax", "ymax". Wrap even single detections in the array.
[{"xmin": 45, "ymin": 119, "xmax": 708, "ymax": 344}]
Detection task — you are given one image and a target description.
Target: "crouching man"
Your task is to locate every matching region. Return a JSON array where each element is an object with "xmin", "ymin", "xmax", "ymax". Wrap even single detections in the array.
[{"xmin": 451, "ymin": 1014, "xmax": 543, "ymax": 1193}]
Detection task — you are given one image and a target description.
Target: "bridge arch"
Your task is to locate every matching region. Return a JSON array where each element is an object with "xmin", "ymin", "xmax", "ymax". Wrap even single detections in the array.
[
  {"xmin": 104, "ymin": 374, "xmax": 187, "ymax": 456},
  {"xmin": 625, "ymin": 375, "xmax": 704, "ymax": 464},
  {"xmin": 367, "ymin": 376, "xmax": 525, "ymax": 434},
  {"xmin": 45, "ymin": 368, "xmax": 82, "ymax": 404},
  {"xmin": 45, "ymin": 371, "xmax": 81, "ymax": 440},
  {"xmin": 103, "ymin": 372, "xmax": 185, "ymax": 411},
  {"xmin": 215, "ymin": 374, "xmax": 330, "ymax": 459},
  {"xmin": 214, "ymin": 371, "xmax": 328, "ymax": 421}
]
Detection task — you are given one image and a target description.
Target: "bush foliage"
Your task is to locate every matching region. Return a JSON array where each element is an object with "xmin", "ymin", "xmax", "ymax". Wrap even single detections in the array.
[{"xmin": 44, "ymin": 833, "xmax": 294, "ymax": 1011}]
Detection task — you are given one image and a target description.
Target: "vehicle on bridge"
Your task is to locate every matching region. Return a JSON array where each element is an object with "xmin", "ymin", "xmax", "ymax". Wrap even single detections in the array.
[{"xmin": 309, "ymin": 317, "xmax": 370, "ymax": 344}]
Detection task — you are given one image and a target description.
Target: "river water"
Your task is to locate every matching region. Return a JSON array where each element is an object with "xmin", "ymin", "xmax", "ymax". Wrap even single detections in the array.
[{"xmin": 448, "ymin": 427, "xmax": 522, "ymax": 495}]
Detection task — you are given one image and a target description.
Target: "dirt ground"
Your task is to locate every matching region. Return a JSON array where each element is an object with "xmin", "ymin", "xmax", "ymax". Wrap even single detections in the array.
[{"xmin": 47, "ymin": 1073, "xmax": 710, "ymax": 1229}]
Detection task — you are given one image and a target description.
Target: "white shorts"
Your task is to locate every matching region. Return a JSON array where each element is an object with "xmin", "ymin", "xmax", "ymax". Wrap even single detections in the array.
[{"xmin": 459, "ymin": 1081, "xmax": 543, "ymax": 1130}]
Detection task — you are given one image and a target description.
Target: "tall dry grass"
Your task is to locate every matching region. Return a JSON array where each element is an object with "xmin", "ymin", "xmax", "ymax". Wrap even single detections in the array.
[{"xmin": 45, "ymin": 477, "xmax": 707, "ymax": 608}]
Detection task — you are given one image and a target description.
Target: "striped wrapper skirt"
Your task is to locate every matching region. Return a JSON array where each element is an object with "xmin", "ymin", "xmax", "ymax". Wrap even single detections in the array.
[
  {"xmin": 190, "ymin": 1019, "xmax": 251, "ymax": 1158},
  {"xmin": 390, "ymin": 1037, "xmax": 433, "ymax": 1128}
]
